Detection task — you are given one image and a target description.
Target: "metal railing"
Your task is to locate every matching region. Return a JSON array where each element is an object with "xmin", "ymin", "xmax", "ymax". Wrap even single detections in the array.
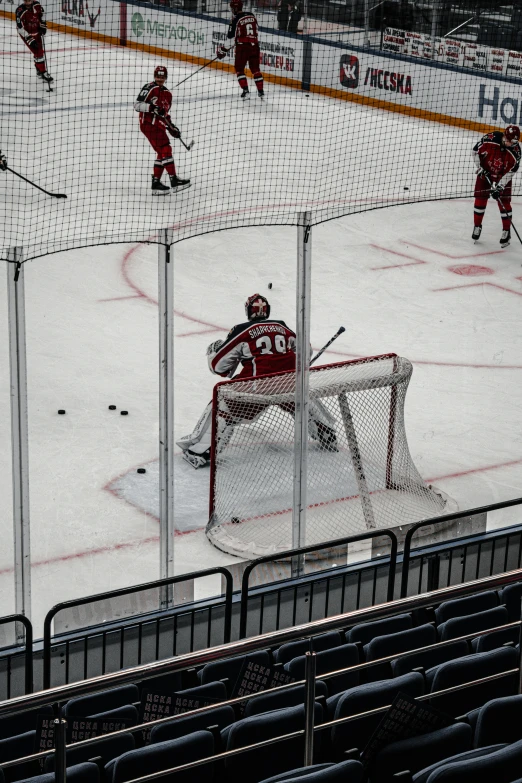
[
  {"xmin": 1, "ymin": 567, "xmax": 522, "ymax": 783},
  {"xmin": 42, "ymin": 567, "xmax": 234, "ymax": 689},
  {"xmin": 239, "ymin": 528, "xmax": 398, "ymax": 638},
  {"xmin": 0, "ymin": 614, "xmax": 33, "ymax": 696}
]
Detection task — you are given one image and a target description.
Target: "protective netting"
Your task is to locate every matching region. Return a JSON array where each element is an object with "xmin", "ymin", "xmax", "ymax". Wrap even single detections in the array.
[
  {"xmin": 0, "ymin": 0, "xmax": 516, "ymax": 261},
  {"xmin": 207, "ymin": 354, "xmax": 454, "ymax": 558}
]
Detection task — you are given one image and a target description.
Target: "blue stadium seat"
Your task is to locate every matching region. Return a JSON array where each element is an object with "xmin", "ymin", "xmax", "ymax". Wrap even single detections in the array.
[
  {"xmin": 139, "ymin": 672, "xmax": 183, "ymax": 694},
  {"xmin": 427, "ymin": 647, "xmax": 519, "ymax": 715},
  {"xmin": 422, "ymin": 737, "xmax": 522, "ymax": 782},
  {"xmin": 44, "ymin": 732, "xmax": 135, "ymax": 772},
  {"xmin": 64, "ymin": 685, "xmax": 140, "ymax": 718},
  {"xmin": 411, "ymin": 745, "xmax": 507, "ymax": 783},
  {"xmin": 244, "ymin": 681, "xmax": 328, "ymax": 718},
  {"xmin": 89, "ymin": 706, "xmax": 138, "ymax": 723},
  {"xmin": 368, "ymin": 722, "xmax": 472, "ymax": 783},
  {"xmin": 105, "ymin": 730, "xmax": 214, "ymax": 783},
  {"xmin": 284, "ymin": 644, "xmax": 360, "ymax": 695},
  {"xmin": 0, "ymin": 730, "xmax": 39, "ymax": 782},
  {"xmin": 273, "ymin": 632, "xmax": 343, "ymax": 665},
  {"xmin": 17, "ymin": 762, "xmax": 100, "ymax": 783},
  {"xmin": 473, "ymin": 694, "xmax": 522, "ymax": 747},
  {"xmin": 499, "ymin": 581, "xmax": 522, "ymax": 622},
  {"xmin": 150, "ymin": 704, "xmax": 235, "ymax": 743},
  {"xmin": 345, "ymin": 613, "xmax": 412, "ymax": 646},
  {"xmin": 198, "ymin": 650, "xmax": 271, "ymax": 695},
  {"xmin": 258, "ymin": 759, "xmax": 365, "ymax": 782},
  {"xmin": 363, "ymin": 624, "xmax": 437, "ymax": 681},
  {"xmin": 434, "ymin": 591, "xmax": 499, "ymax": 625},
  {"xmin": 330, "ymin": 671, "xmax": 425, "ymax": 757},
  {"xmin": 0, "ymin": 706, "xmax": 53, "ymax": 741},
  {"xmin": 471, "ymin": 627, "xmax": 519, "ymax": 652},
  {"xmin": 222, "ymin": 703, "xmax": 323, "ymax": 783},
  {"xmin": 174, "ymin": 681, "xmax": 228, "ymax": 702},
  {"xmin": 437, "ymin": 606, "xmax": 509, "ymax": 643},
  {"xmin": 391, "ymin": 640, "xmax": 468, "ymax": 678}
]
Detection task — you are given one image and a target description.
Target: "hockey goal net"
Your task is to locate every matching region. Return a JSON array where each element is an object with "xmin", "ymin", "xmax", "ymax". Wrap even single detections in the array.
[{"xmin": 206, "ymin": 354, "xmax": 452, "ymax": 558}]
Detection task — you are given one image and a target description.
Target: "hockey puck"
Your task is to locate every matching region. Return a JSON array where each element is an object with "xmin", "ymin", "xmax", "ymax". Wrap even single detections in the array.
[
  {"xmin": 137, "ymin": 468, "xmax": 146, "ymax": 474},
  {"xmin": 268, "ymin": 282, "xmax": 272, "ymax": 289},
  {"xmin": 120, "ymin": 410, "xmax": 128, "ymax": 416},
  {"xmin": 58, "ymin": 409, "xmax": 66, "ymax": 415},
  {"xmin": 231, "ymin": 517, "xmax": 241, "ymax": 524},
  {"xmin": 404, "ymin": 187, "xmax": 409, "ymax": 190},
  {"xmin": 108, "ymin": 405, "xmax": 116, "ymax": 410}
]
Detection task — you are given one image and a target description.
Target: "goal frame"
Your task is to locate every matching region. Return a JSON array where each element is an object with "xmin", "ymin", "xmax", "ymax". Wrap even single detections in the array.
[{"xmin": 208, "ymin": 352, "xmax": 401, "ymax": 530}]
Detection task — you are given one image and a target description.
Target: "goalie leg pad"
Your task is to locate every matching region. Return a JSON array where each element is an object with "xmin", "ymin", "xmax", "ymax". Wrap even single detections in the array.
[{"xmin": 182, "ymin": 449, "xmax": 210, "ymax": 469}]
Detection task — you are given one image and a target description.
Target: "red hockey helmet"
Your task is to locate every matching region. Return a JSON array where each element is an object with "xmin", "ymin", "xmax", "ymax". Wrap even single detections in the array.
[
  {"xmin": 504, "ymin": 125, "xmax": 520, "ymax": 143},
  {"xmin": 230, "ymin": 0, "xmax": 243, "ymax": 12},
  {"xmin": 154, "ymin": 65, "xmax": 168, "ymax": 80},
  {"xmin": 245, "ymin": 294, "xmax": 270, "ymax": 320}
]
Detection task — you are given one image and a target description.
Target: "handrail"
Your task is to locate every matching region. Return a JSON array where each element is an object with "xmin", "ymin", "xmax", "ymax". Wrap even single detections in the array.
[
  {"xmin": 2, "ymin": 566, "xmax": 522, "ymax": 716},
  {"xmin": 0, "ymin": 614, "xmax": 33, "ymax": 695},
  {"xmin": 239, "ymin": 528, "xmax": 398, "ymax": 638},
  {"xmin": 42, "ymin": 566, "xmax": 234, "ymax": 689},
  {"xmin": 399, "ymin": 495, "xmax": 522, "ymax": 598}
]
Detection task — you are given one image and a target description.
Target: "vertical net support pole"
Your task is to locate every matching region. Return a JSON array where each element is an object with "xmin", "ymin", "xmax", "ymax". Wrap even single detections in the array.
[
  {"xmin": 364, "ymin": 0, "xmax": 370, "ymax": 46},
  {"xmin": 338, "ymin": 392, "xmax": 376, "ymax": 530},
  {"xmin": 293, "ymin": 213, "xmax": 312, "ymax": 574},
  {"xmin": 431, "ymin": 0, "xmax": 439, "ymax": 58},
  {"xmin": 7, "ymin": 249, "xmax": 32, "ymax": 633},
  {"xmin": 302, "ymin": 0, "xmax": 308, "ymax": 35},
  {"xmin": 158, "ymin": 230, "xmax": 175, "ymax": 608}
]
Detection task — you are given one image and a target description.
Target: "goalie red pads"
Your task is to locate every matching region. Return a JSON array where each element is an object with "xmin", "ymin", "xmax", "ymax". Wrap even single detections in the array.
[{"xmin": 211, "ymin": 319, "xmax": 296, "ymax": 379}]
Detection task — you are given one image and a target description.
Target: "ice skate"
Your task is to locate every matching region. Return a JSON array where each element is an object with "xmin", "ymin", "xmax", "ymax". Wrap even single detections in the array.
[
  {"xmin": 241, "ymin": 88, "xmax": 250, "ymax": 100},
  {"xmin": 257, "ymin": 90, "xmax": 265, "ymax": 100},
  {"xmin": 37, "ymin": 71, "xmax": 53, "ymax": 83},
  {"xmin": 472, "ymin": 226, "xmax": 482, "ymax": 242},
  {"xmin": 169, "ymin": 174, "xmax": 191, "ymax": 192},
  {"xmin": 151, "ymin": 176, "xmax": 170, "ymax": 195},
  {"xmin": 500, "ymin": 229, "xmax": 511, "ymax": 248},
  {"xmin": 182, "ymin": 448, "xmax": 210, "ymax": 469}
]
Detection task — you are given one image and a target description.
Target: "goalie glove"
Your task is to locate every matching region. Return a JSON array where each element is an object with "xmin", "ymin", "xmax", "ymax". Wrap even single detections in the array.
[
  {"xmin": 0, "ymin": 152, "xmax": 6, "ymax": 172},
  {"xmin": 216, "ymin": 46, "xmax": 228, "ymax": 60},
  {"xmin": 491, "ymin": 183, "xmax": 505, "ymax": 201},
  {"xmin": 207, "ymin": 339, "xmax": 224, "ymax": 356}
]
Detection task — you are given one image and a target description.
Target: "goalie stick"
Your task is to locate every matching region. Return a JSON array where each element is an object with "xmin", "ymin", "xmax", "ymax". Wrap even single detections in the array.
[
  {"xmin": 6, "ymin": 166, "xmax": 67, "ymax": 198},
  {"xmin": 311, "ymin": 326, "xmax": 346, "ymax": 365}
]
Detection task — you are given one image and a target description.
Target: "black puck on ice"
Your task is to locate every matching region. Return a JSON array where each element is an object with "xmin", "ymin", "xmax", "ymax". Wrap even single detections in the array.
[
  {"xmin": 231, "ymin": 517, "xmax": 241, "ymax": 524},
  {"xmin": 268, "ymin": 282, "xmax": 272, "ymax": 289},
  {"xmin": 120, "ymin": 410, "xmax": 128, "ymax": 416},
  {"xmin": 137, "ymin": 468, "xmax": 146, "ymax": 474},
  {"xmin": 58, "ymin": 409, "xmax": 66, "ymax": 415},
  {"xmin": 108, "ymin": 405, "xmax": 116, "ymax": 410},
  {"xmin": 404, "ymin": 187, "xmax": 409, "ymax": 190}
]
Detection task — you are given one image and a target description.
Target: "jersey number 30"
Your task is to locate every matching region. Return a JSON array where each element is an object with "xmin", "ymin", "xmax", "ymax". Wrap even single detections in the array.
[{"xmin": 256, "ymin": 335, "xmax": 287, "ymax": 354}]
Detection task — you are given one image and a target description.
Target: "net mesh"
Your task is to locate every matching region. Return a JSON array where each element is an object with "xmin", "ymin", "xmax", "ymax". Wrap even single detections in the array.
[
  {"xmin": 0, "ymin": 0, "xmax": 513, "ymax": 262},
  {"xmin": 207, "ymin": 355, "xmax": 453, "ymax": 558}
]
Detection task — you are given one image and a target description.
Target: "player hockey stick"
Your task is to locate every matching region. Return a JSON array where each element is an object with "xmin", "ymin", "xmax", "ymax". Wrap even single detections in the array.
[
  {"xmin": 173, "ymin": 49, "xmax": 233, "ymax": 89},
  {"xmin": 179, "ymin": 137, "xmax": 195, "ymax": 152},
  {"xmin": 483, "ymin": 172, "xmax": 522, "ymax": 246},
  {"xmin": 41, "ymin": 36, "xmax": 53, "ymax": 93},
  {"xmin": 6, "ymin": 166, "xmax": 67, "ymax": 198},
  {"xmin": 310, "ymin": 326, "xmax": 346, "ymax": 365}
]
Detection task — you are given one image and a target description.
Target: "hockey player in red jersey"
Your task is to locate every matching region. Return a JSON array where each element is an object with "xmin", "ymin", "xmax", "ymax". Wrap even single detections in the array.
[
  {"xmin": 472, "ymin": 125, "xmax": 521, "ymax": 247},
  {"xmin": 216, "ymin": 0, "xmax": 265, "ymax": 100},
  {"xmin": 16, "ymin": 0, "xmax": 53, "ymax": 84},
  {"xmin": 177, "ymin": 294, "xmax": 337, "ymax": 468},
  {"xmin": 134, "ymin": 65, "xmax": 190, "ymax": 195},
  {"xmin": 0, "ymin": 152, "xmax": 7, "ymax": 172}
]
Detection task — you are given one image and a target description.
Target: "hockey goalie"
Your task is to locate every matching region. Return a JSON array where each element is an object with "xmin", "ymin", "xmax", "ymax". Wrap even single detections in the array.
[{"xmin": 176, "ymin": 293, "xmax": 338, "ymax": 468}]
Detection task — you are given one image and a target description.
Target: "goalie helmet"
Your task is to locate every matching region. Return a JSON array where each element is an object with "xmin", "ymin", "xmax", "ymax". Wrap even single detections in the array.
[
  {"xmin": 230, "ymin": 0, "xmax": 243, "ymax": 12},
  {"xmin": 245, "ymin": 293, "xmax": 270, "ymax": 321},
  {"xmin": 154, "ymin": 65, "xmax": 168, "ymax": 80},
  {"xmin": 504, "ymin": 125, "xmax": 520, "ymax": 142}
]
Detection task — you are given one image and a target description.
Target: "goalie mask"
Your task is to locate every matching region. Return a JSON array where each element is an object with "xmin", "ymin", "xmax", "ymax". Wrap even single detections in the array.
[{"xmin": 245, "ymin": 293, "xmax": 270, "ymax": 320}]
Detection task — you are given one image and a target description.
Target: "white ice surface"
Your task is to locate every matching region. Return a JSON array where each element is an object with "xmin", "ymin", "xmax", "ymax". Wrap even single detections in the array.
[{"xmin": 1, "ymin": 20, "xmax": 522, "ymax": 631}]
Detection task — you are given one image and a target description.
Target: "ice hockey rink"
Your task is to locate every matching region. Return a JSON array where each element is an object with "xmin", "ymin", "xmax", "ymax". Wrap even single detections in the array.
[{"xmin": 2, "ymin": 19, "xmax": 522, "ymax": 629}]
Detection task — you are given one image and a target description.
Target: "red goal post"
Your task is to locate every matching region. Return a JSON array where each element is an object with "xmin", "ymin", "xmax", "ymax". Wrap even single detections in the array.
[{"xmin": 206, "ymin": 354, "xmax": 454, "ymax": 559}]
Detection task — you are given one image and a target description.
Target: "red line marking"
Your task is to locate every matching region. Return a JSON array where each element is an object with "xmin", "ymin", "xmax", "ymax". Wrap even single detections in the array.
[
  {"xmin": 99, "ymin": 295, "xmax": 144, "ymax": 302},
  {"xmin": 403, "ymin": 241, "xmax": 506, "ymax": 259},
  {"xmin": 433, "ymin": 282, "xmax": 522, "ymax": 297},
  {"xmin": 177, "ymin": 328, "xmax": 222, "ymax": 337},
  {"xmin": 369, "ymin": 244, "xmax": 426, "ymax": 269},
  {"xmin": 320, "ymin": 346, "xmax": 522, "ymax": 370}
]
